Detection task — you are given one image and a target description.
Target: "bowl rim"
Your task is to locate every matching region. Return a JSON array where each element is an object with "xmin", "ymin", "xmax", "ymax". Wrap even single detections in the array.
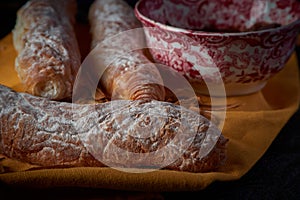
[{"xmin": 134, "ymin": 0, "xmax": 300, "ymax": 36}]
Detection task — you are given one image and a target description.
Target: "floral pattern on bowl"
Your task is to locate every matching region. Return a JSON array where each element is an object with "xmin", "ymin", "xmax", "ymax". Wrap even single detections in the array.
[{"xmin": 135, "ymin": 0, "xmax": 300, "ymax": 96}]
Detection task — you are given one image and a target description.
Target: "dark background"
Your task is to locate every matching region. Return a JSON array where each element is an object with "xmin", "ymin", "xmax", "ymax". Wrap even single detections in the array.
[{"xmin": 0, "ymin": 0, "xmax": 300, "ymax": 199}]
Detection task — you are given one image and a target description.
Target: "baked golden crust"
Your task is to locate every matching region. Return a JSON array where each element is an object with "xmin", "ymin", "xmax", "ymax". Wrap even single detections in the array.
[
  {"xmin": 0, "ymin": 84, "xmax": 227, "ymax": 172},
  {"xmin": 12, "ymin": 0, "xmax": 81, "ymax": 100},
  {"xmin": 88, "ymin": 0, "xmax": 165, "ymax": 101}
]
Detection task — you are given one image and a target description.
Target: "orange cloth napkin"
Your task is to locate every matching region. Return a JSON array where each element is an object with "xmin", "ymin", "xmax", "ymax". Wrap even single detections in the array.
[{"xmin": 0, "ymin": 33, "xmax": 299, "ymax": 192}]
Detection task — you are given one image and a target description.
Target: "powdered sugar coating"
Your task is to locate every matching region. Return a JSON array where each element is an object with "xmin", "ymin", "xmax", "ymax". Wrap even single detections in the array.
[
  {"xmin": 0, "ymin": 84, "xmax": 227, "ymax": 172},
  {"xmin": 89, "ymin": 0, "xmax": 142, "ymax": 49},
  {"xmin": 87, "ymin": 0, "xmax": 165, "ymax": 101},
  {"xmin": 13, "ymin": 0, "xmax": 81, "ymax": 100}
]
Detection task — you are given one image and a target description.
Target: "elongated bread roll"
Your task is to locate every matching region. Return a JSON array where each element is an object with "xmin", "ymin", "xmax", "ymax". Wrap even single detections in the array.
[
  {"xmin": 12, "ymin": 0, "xmax": 81, "ymax": 100},
  {"xmin": 88, "ymin": 0, "xmax": 165, "ymax": 101},
  {"xmin": 0, "ymin": 84, "xmax": 228, "ymax": 172}
]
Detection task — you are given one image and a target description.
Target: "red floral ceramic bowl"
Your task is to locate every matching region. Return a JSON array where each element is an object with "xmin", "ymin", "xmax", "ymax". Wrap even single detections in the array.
[{"xmin": 135, "ymin": 0, "xmax": 300, "ymax": 96}]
